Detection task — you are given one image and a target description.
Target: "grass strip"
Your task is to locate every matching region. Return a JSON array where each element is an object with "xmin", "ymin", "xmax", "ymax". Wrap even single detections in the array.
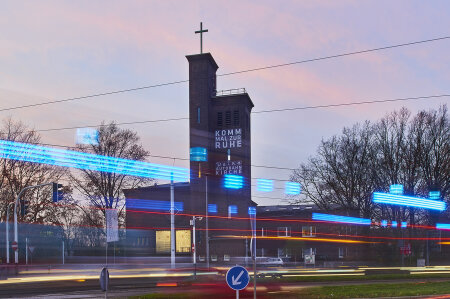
[
  {"xmin": 283, "ymin": 281, "xmax": 450, "ymax": 298},
  {"xmin": 259, "ymin": 272, "xmax": 450, "ymax": 283}
]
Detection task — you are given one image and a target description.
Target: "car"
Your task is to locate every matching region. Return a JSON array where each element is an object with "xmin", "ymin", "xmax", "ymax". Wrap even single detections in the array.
[{"xmin": 256, "ymin": 257, "xmax": 284, "ymax": 266}]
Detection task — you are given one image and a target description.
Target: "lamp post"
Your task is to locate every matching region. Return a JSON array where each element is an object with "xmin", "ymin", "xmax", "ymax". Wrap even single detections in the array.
[{"xmin": 191, "ymin": 216, "xmax": 203, "ymax": 278}]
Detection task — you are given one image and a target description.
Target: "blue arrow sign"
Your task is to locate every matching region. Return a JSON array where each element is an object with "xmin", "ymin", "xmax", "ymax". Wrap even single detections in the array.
[{"xmin": 226, "ymin": 265, "xmax": 249, "ymax": 291}]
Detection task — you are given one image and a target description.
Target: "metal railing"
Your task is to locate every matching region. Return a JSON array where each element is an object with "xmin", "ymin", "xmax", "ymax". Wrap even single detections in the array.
[{"xmin": 215, "ymin": 88, "xmax": 246, "ymax": 97}]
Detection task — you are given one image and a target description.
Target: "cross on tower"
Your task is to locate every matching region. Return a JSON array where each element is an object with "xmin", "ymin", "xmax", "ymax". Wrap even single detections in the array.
[{"xmin": 195, "ymin": 22, "xmax": 208, "ymax": 54}]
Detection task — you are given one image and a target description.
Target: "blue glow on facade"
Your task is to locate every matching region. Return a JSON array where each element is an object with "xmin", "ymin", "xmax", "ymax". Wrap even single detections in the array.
[
  {"xmin": 76, "ymin": 128, "xmax": 99, "ymax": 145},
  {"xmin": 190, "ymin": 147, "xmax": 207, "ymax": 162},
  {"xmin": 373, "ymin": 192, "xmax": 446, "ymax": 211},
  {"xmin": 257, "ymin": 179, "xmax": 273, "ymax": 192},
  {"xmin": 228, "ymin": 205, "xmax": 238, "ymax": 215},
  {"xmin": 0, "ymin": 140, "xmax": 190, "ymax": 182},
  {"xmin": 285, "ymin": 182, "xmax": 301, "ymax": 195},
  {"xmin": 401, "ymin": 221, "xmax": 407, "ymax": 228},
  {"xmin": 312, "ymin": 213, "xmax": 371, "ymax": 225},
  {"xmin": 208, "ymin": 204, "xmax": 217, "ymax": 214},
  {"xmin": 224, "ymin": 174, "xmax": 244, "ymax": 189},
  {"xmin": 381, "ymin": 220, "xmax": 388, "ymax": 227},
  {"xmin": 248, "ymin": 207, "xmax": 256, "ymax": 215},
  {"xmin": 429, "ymin": 191, "xmax": 441, "ymax": 200},
  {"xmin": 390, "ymin": 184, "xmax": 404, "ymax": 195},
  {"xmin": 392, "ymin": 221, "xmax": 398, "ymax": 228},
  {"xmin": 126, "ymin": 198, "xmax": 184, "ymax": 212},
  {"xmin": 436, "ymin": 223, "xmax": 450, "ymax": 230}
]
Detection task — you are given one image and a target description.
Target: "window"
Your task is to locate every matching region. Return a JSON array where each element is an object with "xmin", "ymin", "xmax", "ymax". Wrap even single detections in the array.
[
  {"xmin": 211, "ymin": 255, "xmax": 218, "ymax": 262},
  {"xmin": 156, "ymin": 230, "xmax": 171, "ymax": 253},
  {"xmin": 227, "ymin": 149, "xmax": 231, "ymax": 161},
  {"xmin": 339, "ymin": 247, "xmax": 345, "ymax": 259},
  {"xmin": 302, "ymin": 226, "xmax": 316, "ymax": 237},
  {"xmin": 176, "ymin": 230, "xmax": 191, "ymax": 253},
  {"xmin": 233, "ymin": 110, "xmax": 239, "ymax": 126},
  {"xmin": 278, "ymin": 248, "xmax": 291, "ymax": 258},
  {"xmin": 228, "ymin": 205, "xmax": 238, "ymax": 218},
  {"xmin": 277, "ymin": 227, "xmax": 291, "ymax": 237},
  {"xmin": 225, "ymin": 111, "xmax": 231, "ymax": 126},
  {"xmin": 302, "ymin": 248, "xmax": 316, "ymax": 257},
  {"xmin": 217, "ymin": 112, "xmax": 223, "ymax": 127},
  {"xmin": 197, "ymin": 107, "xmax": 201, "ymax": 124},
  {"xmin": 224, "ymin": 254, "xmax": 230, "ymax": 261},
  {"xmin": 261, "ymin": 228, "xmax": 266, "ymax": 236}
]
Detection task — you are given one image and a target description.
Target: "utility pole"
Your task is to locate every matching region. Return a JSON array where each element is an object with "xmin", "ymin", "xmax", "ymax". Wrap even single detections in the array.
[
  {"xmin": 191, "ymin": 216, "xmax": 202, "ymax": 278},
  {"xmin": 170, "ymin": 173, "xmax": 175, "ymax": 269},
  {"xmin": 5, "ymin": 202, "xmax": 13, "ymax": 263},
  {"xmin": 205, "ymin": 175, "xmax": 209, "ymax": 269}
]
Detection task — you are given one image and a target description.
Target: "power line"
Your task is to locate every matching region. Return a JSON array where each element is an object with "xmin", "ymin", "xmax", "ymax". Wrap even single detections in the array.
[
  {"xmin": 32, "ymin": 93, "xmax": 450, "ymax": 133},
  {"xmin": 218, "ymin": 36, "xmax": 450, "ymax": 77},
  {"xmin": 253, "ymin": 94, "xmax": 450, "ymax": 114},
  {"xmin": 1, "ymin": 36, "xmax": 449, "ymax": 113}
]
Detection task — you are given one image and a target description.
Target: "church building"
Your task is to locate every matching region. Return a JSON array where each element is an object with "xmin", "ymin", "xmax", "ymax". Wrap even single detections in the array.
[{"xmin": 124, "ymin": 51, "xmax": 256, "ymax": 262}]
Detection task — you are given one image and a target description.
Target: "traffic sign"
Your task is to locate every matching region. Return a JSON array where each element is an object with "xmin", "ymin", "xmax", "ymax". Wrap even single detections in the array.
[
  {"xmin": 11, "ymin": 241, "xmax": 18, "ymax": 251},
  {"xmin": 226, "ymin": 265, "xmax": 249, "ymax": 291}
]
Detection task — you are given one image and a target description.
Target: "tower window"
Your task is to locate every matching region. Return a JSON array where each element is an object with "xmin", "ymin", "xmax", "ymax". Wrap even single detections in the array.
[
  {"xmin": 197, "ymin": 107, "xmax": 201, "ymax": 124},
  {"xmin": 225, "ymin": 111, "xmax": 231, "ymax": 126},
  {"xmin": 217, "ymin": 112, "xmax": 223, "ymax": 127},
  {"xmin": 233, "ymin": 110, "xmax": 239, "ymax": 126}
]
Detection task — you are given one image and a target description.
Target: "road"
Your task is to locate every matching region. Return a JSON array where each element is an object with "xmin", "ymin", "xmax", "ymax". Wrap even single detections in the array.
[{"xmin": 2, "ymin": 264, "xmax": 450, "ymax": 298}]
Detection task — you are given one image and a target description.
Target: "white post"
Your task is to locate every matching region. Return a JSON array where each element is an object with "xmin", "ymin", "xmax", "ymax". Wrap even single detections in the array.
[
  {"xmin": 6, "ymin": 204, "xmax": 11, "ymax": 264},
  {"xmin": 236, "ymin": 290, "xmax": 239, "ymax": 299},
  {"xmin": 106, "ymin": 241, "xmax": 108, "ymax": 266},
  {"xmin": 170, "ymin": 174, "xmax": 175, "ymax": 269},
  {"xmin": 251, "ymin": 209, "xmax": 257, "ymax": 299},
  {"xmin": 205, "ymin": 175, "xmax": 209, "ymax": 269},
  {"xmin": 62, "ymin": 240, "xmax": 65, "ymax": 265},
  {"xmin": 193, "ymin": 217, "xmax": 196, "ymax": 264},
  {"xmin": 14, "ymin": 201, "xmax": 18, "ymax": 264},
  {"xmin": 26, "ymin": 237, "xmax": 28, "ymax": 265}
]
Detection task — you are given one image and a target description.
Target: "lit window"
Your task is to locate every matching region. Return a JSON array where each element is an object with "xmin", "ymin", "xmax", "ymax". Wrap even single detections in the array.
[{"xmin": 302, "ymin": 226, "xmax": 316, "ymax": 237}]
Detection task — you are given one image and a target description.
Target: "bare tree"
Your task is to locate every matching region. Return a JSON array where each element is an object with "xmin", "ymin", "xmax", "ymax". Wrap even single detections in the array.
[
  {"xmin": 291, "ymin": 121, "xmax": 376, "ymax": 217},
  {"xmin": 70, "ymin": 122, "xmax": 151, "ymax": 228},
  {"xmin": 0, "ymin": 117, "xmax": 69, "ymax": 224},
  {"xmin": 291, "ymin": 105, "xmax": 449, "ymax": 225}
]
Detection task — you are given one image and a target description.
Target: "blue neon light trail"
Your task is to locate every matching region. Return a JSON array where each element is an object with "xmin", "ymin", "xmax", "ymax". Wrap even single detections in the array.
[
  {"xmin": 0, "ymin": 140, "xmax": 190, "ymax": 182},
  {"xmin": 312, "ymin": 213, "xmax": 371, "ymax": 225},
  {"xmin": 373, "ymin": 192, "xmax": 445, "ymax": 211},
  {"xmin": 257, "ymin": 179, "xmax": 273, "ymax": 192},
  {"xmin": 285, "ymin": 182, "xmax": 301, "ymax": 195}
]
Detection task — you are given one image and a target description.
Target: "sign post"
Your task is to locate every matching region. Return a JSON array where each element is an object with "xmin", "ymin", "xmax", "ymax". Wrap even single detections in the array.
[
  {"xmin": 226, "ymin": 265, "xmax": 249, "ymax": 299},
  {"xmin": 105, "ymin": 208, "xmax": 119, "ymax": 267}
]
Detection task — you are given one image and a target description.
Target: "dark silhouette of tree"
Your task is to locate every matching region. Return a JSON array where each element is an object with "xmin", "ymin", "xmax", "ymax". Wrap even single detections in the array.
[
  {"xmin": 291, "ymin": 105, "xmax": 449, "ymax": 225},
  {"xmin": 0, "ymin": 117, "xmax": 70, "ymax": 225},
  {"xmin": 70, "ymin": 122, "xmax": 151, "ymax": 228}
]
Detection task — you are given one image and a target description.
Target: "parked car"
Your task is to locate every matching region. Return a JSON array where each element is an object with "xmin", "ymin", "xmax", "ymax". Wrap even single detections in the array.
[{"xmin": 256, "ymin": 257, "xmax": 284, "ymax": 266}]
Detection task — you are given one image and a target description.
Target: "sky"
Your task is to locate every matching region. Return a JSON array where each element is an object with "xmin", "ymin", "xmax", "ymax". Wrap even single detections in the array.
[{"xmin": 1, "ymin": 0, "xmax": 449, "ymax": 205}]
